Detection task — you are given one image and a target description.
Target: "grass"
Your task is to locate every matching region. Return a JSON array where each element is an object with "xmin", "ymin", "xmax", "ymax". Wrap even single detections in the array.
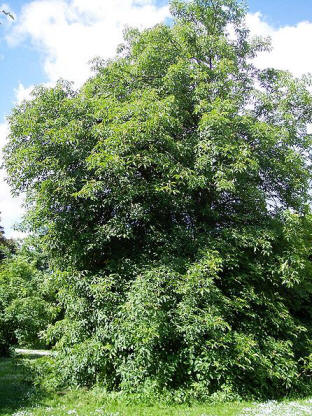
[
  {"xmin": 0, "ymin": 355, "xmax": 247, "ymax": 416},
  {"xmin": 0, "ymin": 356, "xmax": 36, "ymax": 416},
  {"xmin": 1, "ymin": 355, "xmax": 312, "ymax": 416},
  {"xmin": 5, "ymin": 391, "xmax": 247, "ymax": 416}
]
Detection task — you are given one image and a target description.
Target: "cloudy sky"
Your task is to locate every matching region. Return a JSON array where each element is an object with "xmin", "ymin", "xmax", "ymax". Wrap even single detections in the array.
[{"xmin": 0, "ymin": 0, "xmax": 312, "ymax": 238}]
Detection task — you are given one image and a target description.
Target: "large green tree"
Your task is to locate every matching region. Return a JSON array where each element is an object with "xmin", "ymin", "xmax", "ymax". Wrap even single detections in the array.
[{"xmin": 4, "ymin": 0, "xmax": 312, "ymax": 399}]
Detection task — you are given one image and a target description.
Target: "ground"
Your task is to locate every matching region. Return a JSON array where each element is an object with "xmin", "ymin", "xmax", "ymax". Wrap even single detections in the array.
[{"xmin": 1, "ymin": 354, "xmax": 312, "ymax": 416}]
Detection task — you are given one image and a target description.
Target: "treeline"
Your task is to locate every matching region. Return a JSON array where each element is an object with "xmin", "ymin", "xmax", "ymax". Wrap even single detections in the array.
[
  {"xmin": 0, "ymin": 231, "xmax": 59, "ymax": 355},
  {"xmin": 2, "ymin": 0, "xmax": 312, "ymax": 402}
]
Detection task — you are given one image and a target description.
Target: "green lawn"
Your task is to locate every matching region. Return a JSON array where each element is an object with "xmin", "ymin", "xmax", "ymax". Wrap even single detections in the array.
[
  {"xmin": 0, "ymin": 357, "xmax": 36, "ymax": 416},
  {"xmin": 1, "ymin": 355, "xmax": 312, "ymax": 416},
  {"xmin": 0, "ymin": 356, "xmax": 247, "ymax": 416},
  {"xmin": 2, "ymin": 391, "xmax": 247, "ymax": 416}
]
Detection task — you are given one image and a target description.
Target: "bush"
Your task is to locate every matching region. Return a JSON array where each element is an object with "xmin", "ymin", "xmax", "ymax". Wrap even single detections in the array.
[{"xmin": 0, "ymin": 251, "xmax": 60, "ymax": 355}]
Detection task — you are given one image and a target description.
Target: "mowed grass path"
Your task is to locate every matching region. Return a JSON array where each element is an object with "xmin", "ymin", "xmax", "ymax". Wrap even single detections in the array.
[{"xmin": 2, "ymin": 354, "xmax": 312, "ymax": 416}]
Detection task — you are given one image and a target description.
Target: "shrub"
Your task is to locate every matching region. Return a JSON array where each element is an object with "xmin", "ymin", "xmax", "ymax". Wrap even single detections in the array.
[{"xmin": 0, "ymin": 252, "xmax": 59, "ymax": 355}]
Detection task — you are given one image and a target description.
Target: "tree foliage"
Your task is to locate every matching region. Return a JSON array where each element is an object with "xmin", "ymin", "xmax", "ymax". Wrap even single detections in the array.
[
  {"xmin": 4, "ymin": 0, "xmax": 312, "ymax": 399},
  {"xmin": 0, "ymin": 241, "xmax": 59, "ymax": 356},
  {"xmin": 0, "ymin": 215, "xmax": 15, "ymax": 265},
  {"xmin": 0, "ymin": 218, "xmax": 6, "ymax": 261}
]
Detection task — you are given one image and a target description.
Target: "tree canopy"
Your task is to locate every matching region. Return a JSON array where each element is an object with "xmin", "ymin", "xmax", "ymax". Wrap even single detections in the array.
[{"xmin": 4, "ymin": 0, "xmax": 312, "ymax": 400}]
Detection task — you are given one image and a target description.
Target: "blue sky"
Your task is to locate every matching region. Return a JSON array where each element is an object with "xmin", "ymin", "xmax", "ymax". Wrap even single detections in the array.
[
  {"xmin": 0, "ymin": 46, "xmax": 45, "ymax": 119},
  {"xmin": 0, "ymin": 0, "xmax": 45, "ymax": 118},
  {"xmin": 1, "ymin": 0, "xmax": 312, "ymax": 237},
  {"xmin": 0, "ymin": 0, "xmax": 310, "ymax": 117},
  {"xmin": 249, "ymin": 0, "xmax": 312, "ymax": 27}
]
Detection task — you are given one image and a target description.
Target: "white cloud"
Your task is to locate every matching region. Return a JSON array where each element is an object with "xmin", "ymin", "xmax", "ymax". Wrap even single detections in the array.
[
  {"xmin": 9, "ymin": 0, "xmax": 170, "ymax": 86},
  {"xmin": 8, "ymin": 4, "xmax": 312, "ymax": 86},
  {"xmin": 0, "ymin": 121, "xmax": 25, "ymax": 239},
  {"xmin": 14, "ymin": 82, "xmax": 35, "ymax": 104},
  {"xmin": 247, "ymin": 12, "xmax": 312, "ymax": 77},
  {"xmin": 246, "ymin": 12, "xmax": 274, "ymax": 38}
]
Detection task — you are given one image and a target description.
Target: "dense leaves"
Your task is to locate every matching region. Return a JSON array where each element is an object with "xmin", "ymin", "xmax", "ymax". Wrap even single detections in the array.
[
  {"xmin": 0, "ymin": 243, "xmax": 59, "ymax": 355},
  {"xmin": 4, "ymin": 0, "xmax": 312, "ymax": 400},
  {"xmin": 0, "ymin": 219, "xmax": 6, "ymax": 262}
]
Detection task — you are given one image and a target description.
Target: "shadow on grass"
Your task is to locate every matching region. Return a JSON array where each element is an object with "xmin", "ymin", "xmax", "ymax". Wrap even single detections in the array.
[{"xmin": 0, "ymin": 355, "xmax": 44, "ymax": 415}]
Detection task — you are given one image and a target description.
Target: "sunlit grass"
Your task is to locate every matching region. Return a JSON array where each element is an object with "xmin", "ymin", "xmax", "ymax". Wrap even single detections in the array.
[
  {"xmin": 15, "ymin": 390, "xmax": 247, "ymax": 416},
  {"xmin": 2, "ymin": 356, "xmax": 312, "ymax": 416},
  {"xmin": 0, "ymin": 356, "xmax": 247, "ymax": 416}
]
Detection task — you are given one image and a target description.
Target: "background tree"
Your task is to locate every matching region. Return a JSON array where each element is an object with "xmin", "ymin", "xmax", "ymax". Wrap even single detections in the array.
[
  {"xmin": 0, "ymin": 215, "xmax": 15, "ymax": 262},
  {"xmin": 0, "ymin": 239, "xmax": 59, "ymax": 356},
  {"xmin": 0, "ymin": 217, "xmax": 5, "ymax": 246},
  {"xmin": 4, "ymin": 0, "xmax": 312, "ymax": 400}
]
